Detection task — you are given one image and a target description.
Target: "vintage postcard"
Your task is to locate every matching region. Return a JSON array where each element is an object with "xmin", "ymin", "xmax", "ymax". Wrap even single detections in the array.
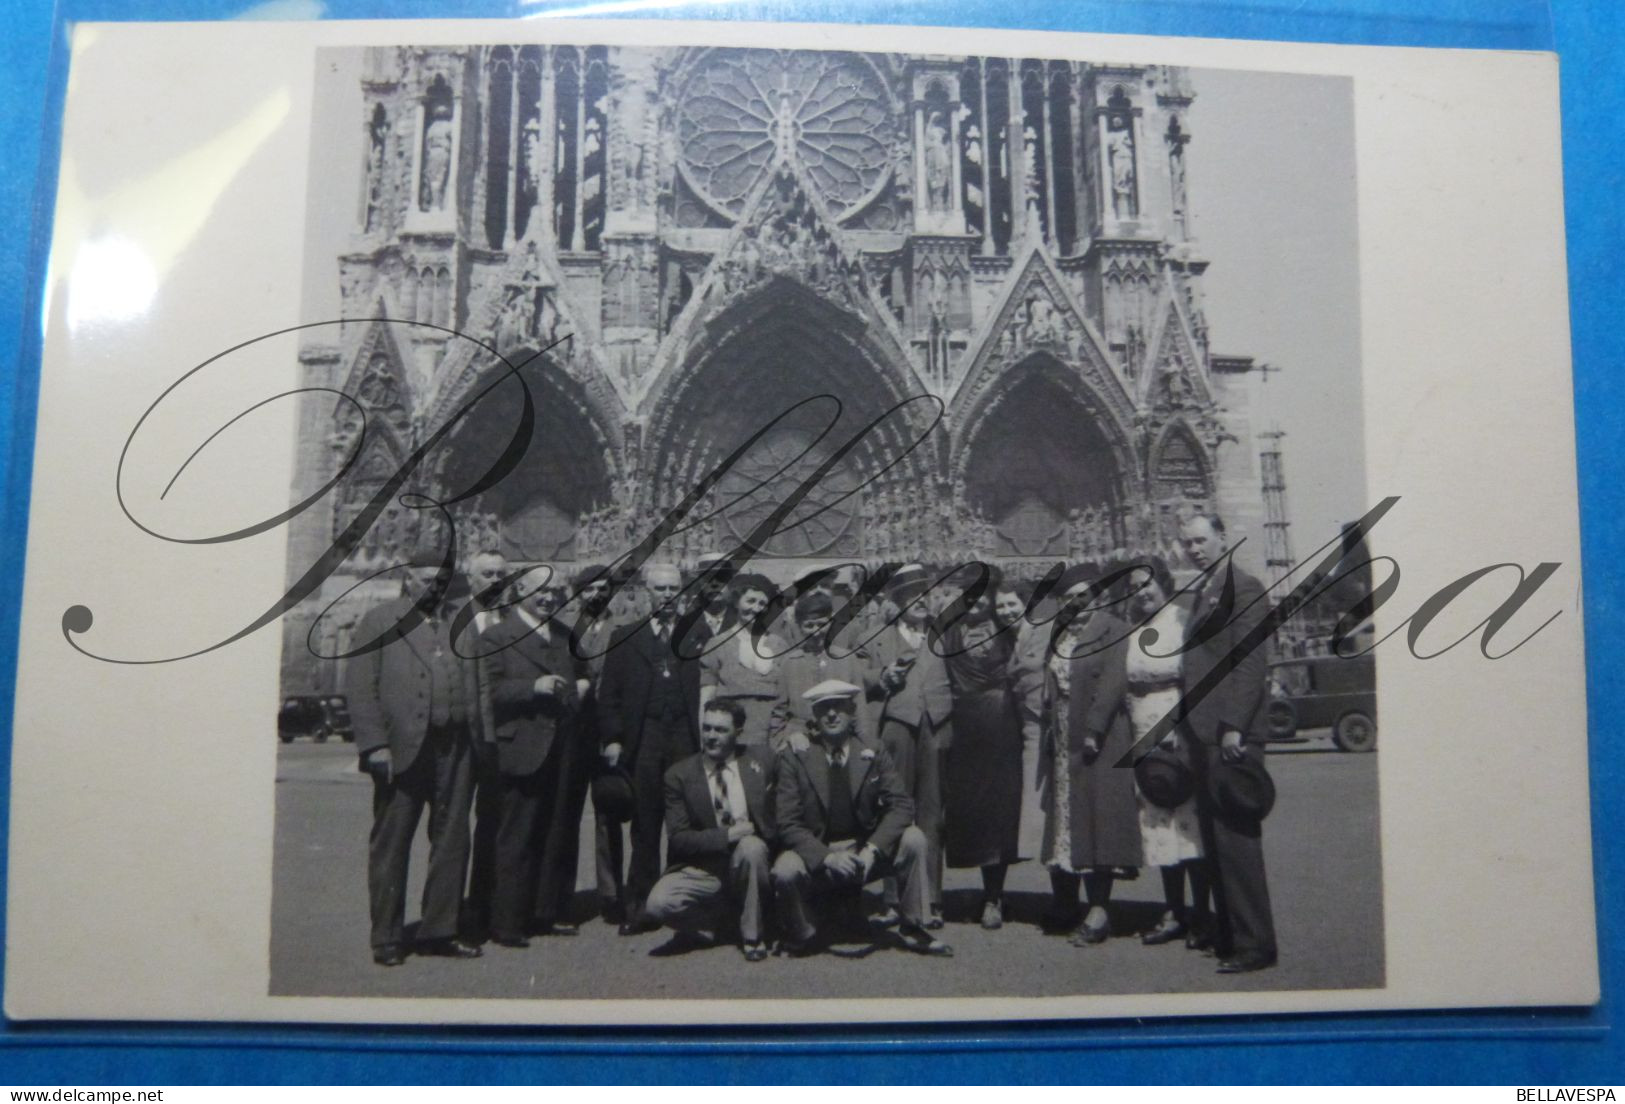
[{"xmin": 3, "ymin": 17, "xmax": 1593, "ymax": 1024}]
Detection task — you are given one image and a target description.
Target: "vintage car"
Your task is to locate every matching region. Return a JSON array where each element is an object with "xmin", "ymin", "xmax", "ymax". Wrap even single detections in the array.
[
  {"xmin": 277, "ymin": 695, "xmax": 355, "ymax": 744},
  {"xmin": 1264, "ymin": 654, "xmax": 1377, "ymax": 752}
]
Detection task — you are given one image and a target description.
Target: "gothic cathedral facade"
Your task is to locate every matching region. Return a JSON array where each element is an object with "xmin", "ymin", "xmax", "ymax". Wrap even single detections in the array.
[{"xmin": 284, "ymin": 44, "xmax": 1271, "ymax": 688}]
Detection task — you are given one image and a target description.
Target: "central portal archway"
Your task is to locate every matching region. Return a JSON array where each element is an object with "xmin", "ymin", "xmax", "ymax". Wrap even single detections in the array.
[{"xmin": 643, "ymin": 282, "xmax": 937, "ymax": 574}]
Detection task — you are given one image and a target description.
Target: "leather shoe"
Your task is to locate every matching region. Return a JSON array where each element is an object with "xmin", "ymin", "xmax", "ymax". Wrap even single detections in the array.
[
  {"xmin": 1185, "ymin": 916, "xmax": 1216, "ymax": 953},
  {"xmin": 1141, "ymin": 915, "xmax": 1187, "ymax": 946},
  {"xmin": 618, "ymin": 917, "xmax": 659, "ymax": 937},
  {"xmin": 417, "ymin": 937, "xmax": 482, "ymax": 959},
  {"xmin": 897, "ymin": 924, "xmax": 954, "ymax": 957},
  {"xmin": 870, "ymin": 906, "xmax": 902, "ymax": 928},
  {"xmin": 490, "ymin": 934, "xmax": 530, "ymax": 949},
  {"xmin": 775, "ymin": 934, "xmax": 819, "ymax": 958},
  {"xmin": 535, "ymin": 921, "xmax": 579, "ymax": 937},
  {"xmin": 372, "ymin": 944, "xmax": 406, "ymax": 967},
  {"xmin": 1217, "ymin": 950, "xmax": 1278, "ymax": 974},
  {"xmin": 741, "ymin": 941, "xmax": 768, "ymax": 963},
  {"xmin": 980, "ymin": 899, "xmax": 1004, "ymax": 930},
  {"xmin": 924, "ymin": 909, "xmax": 945, "ymax": 931}
]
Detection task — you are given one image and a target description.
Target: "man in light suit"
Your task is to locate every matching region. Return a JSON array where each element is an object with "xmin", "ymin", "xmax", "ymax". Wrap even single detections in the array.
[
  {"xmin": 861, "ymin": 565, "xmax": 954, "ymax": 927},
  {"xmin": 643, "ymin": 698, "xmax": 777, "ymax": 961},
  {"xmin": 479, "ymin": 573, "xmax": 585, "ymax": 946},
  {"xmin": 1179, "ymin": 512, "xmax": 1279, "ymax": 974},
  {"xmin": 770, "ymin": 680, "xmax": 953, "ymax": 957},
  {"xmin": 597, "ymin": 563, "xmax": 708, "ymax": 933},
  {"xmin": 348, "ymin": 551, "xmax": 484, "ymax": 966}
]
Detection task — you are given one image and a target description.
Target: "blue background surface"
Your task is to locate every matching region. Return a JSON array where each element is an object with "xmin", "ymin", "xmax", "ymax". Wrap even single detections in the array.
[{"xmin": 0, "ymin": 0, "xmax": 1618, "ymax": 1084}]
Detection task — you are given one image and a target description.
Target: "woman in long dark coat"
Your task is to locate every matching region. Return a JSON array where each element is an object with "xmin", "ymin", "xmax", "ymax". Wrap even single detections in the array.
[
  {"xmin": 1044, "ymin": 566, "xmax": 1142, "ymax": 946},
  {"xmin": 941, "ymin": 586, "xmax": 1026, "ymax": 929}
]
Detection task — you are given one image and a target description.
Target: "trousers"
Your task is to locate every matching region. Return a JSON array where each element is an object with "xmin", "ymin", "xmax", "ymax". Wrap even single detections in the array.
[
  {"xmin": 1191, "ymin": 740, "xmax": 1278, "ymax": 958},
  {"xmin": 643, "ymin": 836, "xmax": 771, "ymax": 944},
  {"xmin": 771, "ymin": 826, "xmax": 932, "ymax": 941},
  {"xmin": 367, "ymin": 725, "xmax": 474, "ymax": 950}
]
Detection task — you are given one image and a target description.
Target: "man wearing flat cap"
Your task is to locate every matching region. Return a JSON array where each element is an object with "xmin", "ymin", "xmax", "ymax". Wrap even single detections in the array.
[
  {"xmin": 770, "ymin": 680, "xmax": 953, "ymax": 957},
  {"xmin": 347, "ymin": 545, "xmax": 484, "ymax": 966},
  {"xmin": 777, "ymin": 590, "xmax": 874, "ymax": 748}
]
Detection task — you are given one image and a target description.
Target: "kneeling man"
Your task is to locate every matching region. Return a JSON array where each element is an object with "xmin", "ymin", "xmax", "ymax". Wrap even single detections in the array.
[
  {"xmin": 644, "ymin": 698, "xmax": 776, "ymax": 961},
  {"xmin": 771, "ymin": 680, "xmax": 953, "ymax": 957}
]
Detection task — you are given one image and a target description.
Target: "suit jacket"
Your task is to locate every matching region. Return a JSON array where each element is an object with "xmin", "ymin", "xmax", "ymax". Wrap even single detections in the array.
[
  {"xmin": 773, "ymin": 735, "xmax": 914, "ymax": 870},
  {"xmin": 595, "ymin": 619, "xmax": 707, "ymax": 766},
  {"xmin": 347, "ymin": 596, "xmax": 485, "ymax": 772},
  {"xmin": 863, "ymin": 623, "xmax": 954, "ymax": 746},
  {"xmin": 1009, "ymin": 620, "xmax": 1051, "ymax": 720},
  {"xmin": 663, "ymin": 747, "xmax": 778, "ymax": 875},
  {"xmin": 1180, "ymin": 564, "xmax": 1271, "ymax": 746},
  {"xmin": 481, "ymin": 614, "xmax": 583, "ymax": 777}
]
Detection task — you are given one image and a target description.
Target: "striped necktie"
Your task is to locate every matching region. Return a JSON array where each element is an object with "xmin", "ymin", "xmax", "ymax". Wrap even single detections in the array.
[{"xmin": 712, "ymin": 764, "xmax": 735, "ymax": 827}]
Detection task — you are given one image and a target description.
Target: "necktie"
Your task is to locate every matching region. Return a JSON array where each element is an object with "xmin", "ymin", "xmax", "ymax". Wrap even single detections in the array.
[{"xmin": 712, "ymin": 765, "xmax": 735, "ymax": 827}]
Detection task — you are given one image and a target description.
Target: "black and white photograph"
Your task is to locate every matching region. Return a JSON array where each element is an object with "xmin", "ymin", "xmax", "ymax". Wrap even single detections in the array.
[
  {"xmin": 5, "ymin": 16, "xmax": 1593, "ymax": 1027},
  {"xmin": 269, "ymin": 40, "xmax": 1381, "ymax": 1001}
]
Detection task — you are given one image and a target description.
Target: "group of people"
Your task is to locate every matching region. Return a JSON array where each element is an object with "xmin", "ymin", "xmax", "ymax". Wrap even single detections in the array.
[{"xmin": 345, "ymin": 510, "xmax": 1279, "ymax": 975}]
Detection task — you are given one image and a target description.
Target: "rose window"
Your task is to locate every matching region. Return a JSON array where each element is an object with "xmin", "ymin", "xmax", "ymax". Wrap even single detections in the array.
[
  {"xmin": 676, "ymin": 49, "xmax": 895, "ymax": 221},
  {"xmin": 716, "ymin": 421, "xmax": 862, "ymax": 558}
]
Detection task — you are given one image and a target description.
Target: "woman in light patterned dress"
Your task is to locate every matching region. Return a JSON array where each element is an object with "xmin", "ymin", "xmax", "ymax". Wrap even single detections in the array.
[{"xmin": 1085, "ymin": 556, "xmax": 1212, "ymax": 950}]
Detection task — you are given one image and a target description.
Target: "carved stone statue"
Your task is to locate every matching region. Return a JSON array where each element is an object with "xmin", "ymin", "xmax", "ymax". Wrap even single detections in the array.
[
  {"xmin": 924, "ymin": 109, "xmax": 953, "ymax": 211},
  {"xmin": 1106, "ymin": 117, "xmax": 1137, "ymax": 219},
  {"xmin": 365, "ymin": 109, "xmax": 390, "ymax": 232},
  {"xmin": 496, "ymin": 290, "xmax": 531, "ymax": 353},
  {"xmin": 1168, "ymin": 130, "xmax": 1188, "ymax": 219},
  {"xmin": 1021, "ymin": 125, "xmax": 1042, "ymax": 225},
  {"xmin": 419, "ymin": 102, "xmax": 454, "ymax": 212}
]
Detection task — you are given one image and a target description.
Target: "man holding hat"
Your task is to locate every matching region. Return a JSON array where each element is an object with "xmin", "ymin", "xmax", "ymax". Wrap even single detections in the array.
[
  {"xmin": 568, "ymin": 563, "xmax": 632, "ymax": 925},
  {"xmin": 347, "ymin": 546, "xmax": 484, "ymax": 966},
  {"xmin": 1178, "ymin": 511, "xmax": 1279, "ymax": 974},
  {"xmin": 597, "ymin": 562, "xmax": 708, "ymax": 934},
  {"xmin": 770, "ymin": 680, "xmax": 953, "ymax": 957}
]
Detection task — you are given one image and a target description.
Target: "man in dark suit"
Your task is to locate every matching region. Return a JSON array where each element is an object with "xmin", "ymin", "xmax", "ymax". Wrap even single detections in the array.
[
  {"xmin": 770, "ymin": 680, "xmax": 953, "ymax": 957},
  {"xmin": 861, "ymin": 565, "xmax": 954, "ymax": 927},
  {"xmin": 1179, "ymin": 512, "xmax": 1279, "ymax": 974},
  {"xmin": 566, "ymin": 564, "xmax": 627, "ymax": 925},
  {"xmin": 463, "ymin": 547, "xmax": 511, "ymax": 944},
  {"xmin": 347, "ymin": 552, "xmax": 484, "ymax": 966},
  {"xmin": 643, "ymin": 698, "xmax": 776, "ymax": 961},
  {"xmin": 596, "ymin": 563, "xmax": 706, "ymax": 933},
  {"xmin": 479, "ymin": 573, "xmax": 585, "ymax": 946}
]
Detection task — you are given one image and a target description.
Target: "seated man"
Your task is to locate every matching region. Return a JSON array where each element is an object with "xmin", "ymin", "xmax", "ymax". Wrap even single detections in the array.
[
  {"xmin": 770, "ymin": 680, "xmax": 953, "ymax": 958},
  {"xmin": 643, "ymin": 698, "xmax": 776, "ymax": 962}
]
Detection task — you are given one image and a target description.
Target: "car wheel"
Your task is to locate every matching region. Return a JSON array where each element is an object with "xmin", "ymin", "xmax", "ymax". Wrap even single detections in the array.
[
  {"xmin": 1333, "ymin": 711, "xmax": 1377, "ymax": 753},
  {"xmin": 1266, "ymin": 699, "xmax": 1298, "ymax": 740},
  {"xmin": 314, "ymin": 728, "xmax": 330, "ymax": 744}
]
